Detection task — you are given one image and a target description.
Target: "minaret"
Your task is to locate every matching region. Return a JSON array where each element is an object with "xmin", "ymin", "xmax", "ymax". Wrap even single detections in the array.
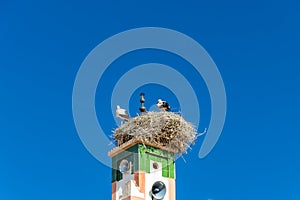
[
  {"xmin": 109, "ymin": 93, "xmax": 197, "ymax": 200},
  {"xmin": 109, "ymin": 142, "xmax": 176, "ymax": 200}
]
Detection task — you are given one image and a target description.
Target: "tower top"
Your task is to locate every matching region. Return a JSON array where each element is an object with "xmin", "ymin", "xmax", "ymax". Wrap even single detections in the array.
[{"xmin": 139, "ymin": 93, "xmax": 146, "ymax": 113}]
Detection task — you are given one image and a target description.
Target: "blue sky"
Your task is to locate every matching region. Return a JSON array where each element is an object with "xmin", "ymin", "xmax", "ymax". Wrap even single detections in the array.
[{"xmin": 1, "ymin": 0, "xmax": 299, "ymax": 199}]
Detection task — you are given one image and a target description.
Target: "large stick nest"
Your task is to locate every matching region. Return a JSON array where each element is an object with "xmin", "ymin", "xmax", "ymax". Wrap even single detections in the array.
[{"xmin": 113, "ymin": 112, "xmax": 199, "ymax": 154}]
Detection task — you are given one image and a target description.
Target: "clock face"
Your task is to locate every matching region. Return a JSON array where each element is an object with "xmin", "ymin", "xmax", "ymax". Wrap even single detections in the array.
[
  {"xmin": 119, "ymin": 159, "xmax": 130, "ymax": 173},
  {"xmin": 151, "ymin": 181, "xmax": 166, "ymax": 200}
]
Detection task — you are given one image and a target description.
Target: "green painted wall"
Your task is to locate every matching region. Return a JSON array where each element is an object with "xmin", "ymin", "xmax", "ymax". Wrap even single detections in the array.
[
  {"xmin": 111, "ymin": 144, "xmax": 175, "ymax": 182},
  {"xmin": 112, "ymin": 145, "xmax": 139, "ymax": 182}
]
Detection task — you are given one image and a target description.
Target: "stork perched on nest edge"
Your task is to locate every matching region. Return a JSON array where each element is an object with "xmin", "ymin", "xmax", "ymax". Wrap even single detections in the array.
[
  {"xmin": 116, "ymin": 105, "xmax": 129, "ymax": 124},
  {"xmin": 157, "ymin": 99, "xmax": 171, "ymax": 111}
]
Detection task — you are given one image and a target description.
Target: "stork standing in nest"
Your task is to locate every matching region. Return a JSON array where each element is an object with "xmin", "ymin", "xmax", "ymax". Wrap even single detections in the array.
[
  {"xmin": 116, "ymin": 105, "xmax": 129, "ymax": 124},
  {"xmin": 157, "ymin": 99, "xmax": 171, "ymax": 111}
]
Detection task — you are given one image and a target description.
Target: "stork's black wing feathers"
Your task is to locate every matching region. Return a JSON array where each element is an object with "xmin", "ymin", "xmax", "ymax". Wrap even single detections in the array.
[{"xmin": 162, "ymin": 102, "xmax": 171, "ymax": 111}]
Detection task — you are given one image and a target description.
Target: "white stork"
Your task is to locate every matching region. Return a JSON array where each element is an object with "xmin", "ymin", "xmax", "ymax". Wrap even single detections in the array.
[
  {"xmin": 116, "ymin": 105, "xmax": 129, "ymax": 124},
  {"xmin": 157, "ymin": 99, "xmax": 171, "ymax": 111}
]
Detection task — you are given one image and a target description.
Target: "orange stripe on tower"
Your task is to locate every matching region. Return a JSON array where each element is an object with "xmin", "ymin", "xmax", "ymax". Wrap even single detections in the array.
[
  {"xmin": 134, "ymin": 171, "xmax": 146, "ymax": 194},
  {"xmin": 122, "ymin": 197, "xmax": 144, "ymax": 200},
  {"xmin": 169, "ymin": 178, "xmax": 176, "ymax": 200},
  {"xmin": 112, "ymin": 182, "xmax": 116, "ymax": 200}
]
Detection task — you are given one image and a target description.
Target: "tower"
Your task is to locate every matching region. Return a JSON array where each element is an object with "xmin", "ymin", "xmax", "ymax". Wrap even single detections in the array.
[
  {"xmin": 110, "ymin": 94, "xmax": 197, "ymax": 200},
  {"xmin": 109, "ymin": 141, "xmax": 176, "ymax": 200}
]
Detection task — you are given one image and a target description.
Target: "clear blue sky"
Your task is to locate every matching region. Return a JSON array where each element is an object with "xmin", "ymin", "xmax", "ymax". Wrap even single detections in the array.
[{"xmin": 1, "ymin": 0, "xmax": 299, "ymax": 199}]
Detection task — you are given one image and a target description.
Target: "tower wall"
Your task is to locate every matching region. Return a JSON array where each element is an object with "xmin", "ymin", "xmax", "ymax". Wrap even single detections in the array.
[{"xmin": 110, "ymin": 143, "xmax": 176, "ymax": 200}]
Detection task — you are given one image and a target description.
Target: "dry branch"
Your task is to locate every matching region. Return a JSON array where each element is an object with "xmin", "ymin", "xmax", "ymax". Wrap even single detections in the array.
[{"xmin": 112, "ymin": 112, "xmax": 199, "ymax": 155}]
